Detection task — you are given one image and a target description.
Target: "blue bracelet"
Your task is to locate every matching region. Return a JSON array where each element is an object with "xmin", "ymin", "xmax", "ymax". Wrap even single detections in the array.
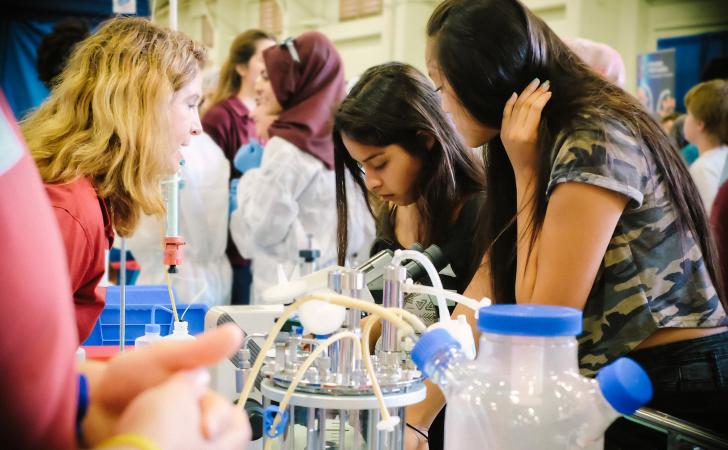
[{"xmin": 77, "ymin": 374, "xmax": 89, "ymax": 443}]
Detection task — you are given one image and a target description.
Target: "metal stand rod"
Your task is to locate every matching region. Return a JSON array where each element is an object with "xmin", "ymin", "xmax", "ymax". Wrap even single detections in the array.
[
  {"xmin": 119, "ymin": 237, "xmax": 127, "ymax": 351},
  {"xmin": 306, "ymin": 407, "xmax": 318, "ymax": 450},
  {"xmin": 338, "ymin": 410, "xmax": 346, "ymax": 449},
  {"xmin": 318, "ymin": 408, "xmax": 327, "ymax": 450},
  {"xmin": 626, "ymin": 407, "xmax": 728, "ymax": 449}
]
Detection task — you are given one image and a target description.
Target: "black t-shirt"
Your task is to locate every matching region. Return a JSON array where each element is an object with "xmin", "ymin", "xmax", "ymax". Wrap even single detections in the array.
[
  {"xmin": 371, "ymin": 193, "xmax": 485, "ymax": 450},
  {"xmin": 369, "ymin": 192, "xmax": 486, "ymax": 323}
]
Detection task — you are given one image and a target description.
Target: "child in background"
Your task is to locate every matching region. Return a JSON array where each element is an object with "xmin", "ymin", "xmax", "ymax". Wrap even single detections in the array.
[{"xmin": 684, "ymin": 79, "xmax": 728, "ymax": 215}]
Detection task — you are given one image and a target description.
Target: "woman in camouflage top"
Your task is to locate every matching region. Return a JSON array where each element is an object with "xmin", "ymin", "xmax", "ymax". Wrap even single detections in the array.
[{"xmin": 412, "ymin": 0, "xmax": 728, "ymax": 440}]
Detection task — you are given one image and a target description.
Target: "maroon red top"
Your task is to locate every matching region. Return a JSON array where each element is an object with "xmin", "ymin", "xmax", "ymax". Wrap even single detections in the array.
[
  {"xmin": 45, "ymin": 176, "xmax": 114, "ymax": 343},
  {"xmin": 263, "ymin": 31, "xmax": 346, "ymax": 170},
  {"xmin": 711, "ymin": 182, "xmax": 728, "ymax": 294},
  {"xmin": 0, "ymin": 92, "xmax": 78, "ymax": 449},
  {"xmin": 202, "ymin": 96, "xmax": 257, "ymax": 179}
]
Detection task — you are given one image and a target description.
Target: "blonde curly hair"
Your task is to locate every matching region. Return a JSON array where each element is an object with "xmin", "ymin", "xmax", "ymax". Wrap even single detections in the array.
[{"xmin": 22, "ymin": 17, "xmax": 206, "ymax": 236}]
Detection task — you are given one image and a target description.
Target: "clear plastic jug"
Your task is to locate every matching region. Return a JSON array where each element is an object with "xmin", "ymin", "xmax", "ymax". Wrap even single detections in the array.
[{"xmin": 412, "ymin": 305, "xmax": 652, "ymax": 450}]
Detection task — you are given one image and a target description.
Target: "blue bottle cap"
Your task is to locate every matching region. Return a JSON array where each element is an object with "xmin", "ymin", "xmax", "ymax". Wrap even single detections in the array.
[
  {"xmin": 597, "ymin": 357, "xmax": 653, "ymax": 415},
  {"xmin": 411, "ymin": 329, "xmax": 461, "ymax": 378},
  {"xmin": 477, "ymin": 304, "xmax": 582, "ymax": 337},
  {"xmin": 263, "ymin": 405, "xmax": 290, "ymax": 438},
  {"xmin": 145, "ymin": 323, "xmax": 160, "ymax": 334}
]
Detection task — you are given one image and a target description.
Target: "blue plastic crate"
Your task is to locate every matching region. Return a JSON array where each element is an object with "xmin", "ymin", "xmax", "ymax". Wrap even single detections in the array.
[
  {"xmin": 83, "ymin": 285, "xmax": 208, "ymax": 346},
  {"xmin": 105, "ymin": 285, "xmax": 176, "ymax": 305}
]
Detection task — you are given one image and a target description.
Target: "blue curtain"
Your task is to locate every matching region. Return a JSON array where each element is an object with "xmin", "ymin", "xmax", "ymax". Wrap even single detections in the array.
[
  {"xmin": 0, "ymin": 20, "xmax": 53, "ymax": 119},
  {"xmin": 6, "ymin": 0, "xmax": 149, "ymax": 19},
  {"xmin": 0, "ymin": 0, "xmax": 150, "ymax": 119},
  {"xmin": 658, "ymin": 31, "xmax": 728, "ymax": 112}
]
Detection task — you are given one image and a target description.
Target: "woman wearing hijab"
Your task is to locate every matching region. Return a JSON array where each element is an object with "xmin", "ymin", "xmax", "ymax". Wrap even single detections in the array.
[{"xmin": 230, "ymin": 32, "xmax": 373, "ymax": 302}]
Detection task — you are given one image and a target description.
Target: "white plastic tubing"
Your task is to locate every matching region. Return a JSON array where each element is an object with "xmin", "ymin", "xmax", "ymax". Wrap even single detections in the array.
[{"xmin": 391, "ymin": 250, "xmax": 449, "ymax": 320}]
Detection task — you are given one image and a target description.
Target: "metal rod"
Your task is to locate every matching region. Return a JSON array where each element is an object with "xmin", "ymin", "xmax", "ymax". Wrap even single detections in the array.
[
  {"xmin": 318, "ymin": 408, "xmax": 327, "ymax": 450},
  {"xmin": 338, "ymin": 410, "xmax": 346, "ymax": 449},
  {"xmin": 351, "ymin": 409, "xmax": 362, "ymax": 450},
  {"xmin": 307, "ymin": 408, "xmax": 318, "ymax": 450},
  {"xmin": 368, "ymin": 409, "xmax": 379, "ymax": 450},
  {"xmin": 119, "ymin": 237, "xmax": 126, "ymax": 351},
  {"xmin": 287, "ymin": 404, "xmax": 295, "ymax": 450},
  {"xmin": 625, "ymin": 407, "xmax": 728, "ymax": 448},
  {"xmin": 381, "ymin": 266, "xmax": 405, "ymax": 353},
  {"xmin": 169, "ymin": 0, "xmax": 178, "ymax": 30},
  {"xmin": 339, "ymin": 270, "xmax": 364, "ymax": 385}
]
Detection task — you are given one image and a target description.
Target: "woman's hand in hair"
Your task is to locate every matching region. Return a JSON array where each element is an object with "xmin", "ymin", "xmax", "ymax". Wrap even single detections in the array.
[
  {"xmin": 500, "ymin": 78, "xmax": 551, "ymax": 178},
  {"xmin": 502, "ymin": 79, "xmax": 550, "ymax": 302}
]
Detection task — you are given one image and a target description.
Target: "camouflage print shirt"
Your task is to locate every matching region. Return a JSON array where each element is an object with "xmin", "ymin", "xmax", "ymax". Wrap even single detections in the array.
[{"xmin": 546, "ymin": 118, "xmax": 728, "ymax": 376}]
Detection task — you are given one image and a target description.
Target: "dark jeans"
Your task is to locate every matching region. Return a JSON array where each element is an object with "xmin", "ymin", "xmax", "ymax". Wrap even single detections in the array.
[
  {"xmin": 605, "ymin": 331, "xmax": 728, "ymax": 449},
  {"xmin": 231, "ymin": 264, "xmax": 252, "ymax": 305}
]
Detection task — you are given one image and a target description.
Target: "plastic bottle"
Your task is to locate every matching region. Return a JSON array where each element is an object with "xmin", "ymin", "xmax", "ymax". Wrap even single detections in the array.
[
  {"xmin": 411, "ymin": 305, "xmax": 653, "ymax": 450},
  {"xmin": 135, "ymin": 323, "xmax": 162, "ymax": 347},
  {"xmin": 76, "ymin": 347, "xmax": 86, "ymax": 363},
  {"xmin": 163, "ymin": 321, "xmax": 196, "ymax": 341}
]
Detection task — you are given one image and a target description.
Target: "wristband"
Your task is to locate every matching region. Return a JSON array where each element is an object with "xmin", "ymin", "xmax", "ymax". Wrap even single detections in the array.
[
  {"xmin": 76, "ymin": 374, "xmax": 89, "ymax": 443},
  {"xmin": 98, "ymin": 433, "xmax": 162, "ymax": 450}
]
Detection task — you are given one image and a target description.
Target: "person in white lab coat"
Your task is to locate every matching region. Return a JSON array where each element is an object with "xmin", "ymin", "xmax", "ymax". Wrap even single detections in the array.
[
  {"xmin": 231, "ymin": 32, "xmax": 373, "ymax": 302},
  {"xmin": 124, "ymin": 132, "xmax": 233, "ymax": 306}
]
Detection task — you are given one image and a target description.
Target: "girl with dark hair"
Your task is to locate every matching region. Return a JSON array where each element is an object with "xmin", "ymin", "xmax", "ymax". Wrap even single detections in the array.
[
  {"xmin": 334, "ymin": 63, "xmax": 486, "ymax": 450},
  {"xmin": 403, "ymin": 0, "xmax": 728, "ymax": 445},
  {"xmin": 230, "ymin": 32, "xmax": 373, "ymax": 303},
  {"xmin": 334, "ymin": 62, "xmax": 486, "ymax": 305}
]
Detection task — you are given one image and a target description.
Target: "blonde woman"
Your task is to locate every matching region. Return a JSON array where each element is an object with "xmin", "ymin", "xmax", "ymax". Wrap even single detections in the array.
[{"xmin": 22, "ymin": 17, "xmax": 206, "ymax": 343}]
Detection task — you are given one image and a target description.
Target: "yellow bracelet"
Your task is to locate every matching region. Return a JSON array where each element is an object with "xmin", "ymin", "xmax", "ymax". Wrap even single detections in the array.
[{"xmin": 97, "ymin": 433, "xmax": 162, "ymax": 450}]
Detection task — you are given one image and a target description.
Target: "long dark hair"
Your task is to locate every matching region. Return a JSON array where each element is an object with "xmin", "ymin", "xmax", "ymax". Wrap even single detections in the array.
[
  {"xmin": 333, "ymin": 62, "xmax": 485, "ymax": 265},
  {"xmin": 427, "ymin": 0, "xmax": 727, "ymax": 307}
]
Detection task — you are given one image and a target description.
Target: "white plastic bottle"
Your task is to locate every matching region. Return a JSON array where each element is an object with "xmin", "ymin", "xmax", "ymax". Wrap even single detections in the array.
[
  {"xmin": 412, "ymin": 304, "xmax": 653, "ymax": 450},
  {"xmin": 135, "ymin": 323, "xmax": 162, "ymax": 347},
  {"xmin": 76, "ymin": 347, "xmax": 86, "ymax": 362},
  {"xmin": 163, "ymin": 321, "xmax": 196, "ymax": 341}
]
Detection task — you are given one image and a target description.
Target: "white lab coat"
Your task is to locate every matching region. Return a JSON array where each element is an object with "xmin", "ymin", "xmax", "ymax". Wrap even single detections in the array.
[
  {"xmin": 122, "ymin": 133, "xmax": 233, "ymax": 306},
  {"xmin": 231, "ymin": 136, "xmax": 374, "ymax": 302}
]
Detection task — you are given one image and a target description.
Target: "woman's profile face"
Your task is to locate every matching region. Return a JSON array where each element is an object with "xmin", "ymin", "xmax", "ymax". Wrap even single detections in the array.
[
  {"xmin": 169, "ymin": 71, "xmax": 203, "ymax": 171},
  {"xmin": 342, "ymin": 134, "xmax": 423, "ymax": 206},
  {"xmin": 425, "ymin": 39, "xmax": 498, "ymax": 148},
  {"xmin": 254, "ymin": 68, "xmax": 283, "ymax": 116},
  {"xmin": 236, "ymin": 38, "xmax": 276, "ymax": 90}
]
